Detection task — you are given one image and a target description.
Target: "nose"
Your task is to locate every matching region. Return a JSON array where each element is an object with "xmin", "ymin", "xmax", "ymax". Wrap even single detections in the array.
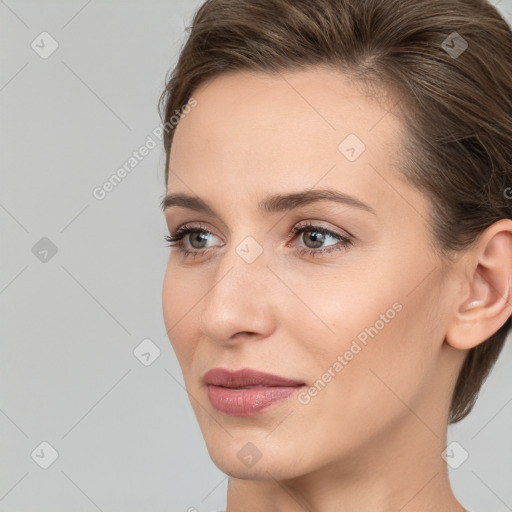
[{"xmin": 198, "ymin": 242, "xmax": 277, "ymax": 347}]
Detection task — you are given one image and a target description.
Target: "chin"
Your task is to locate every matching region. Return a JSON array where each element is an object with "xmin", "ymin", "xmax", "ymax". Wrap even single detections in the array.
[
  {"xmin": 211, "ymin": 453, "xmax": 301, "ymax": 481},
  {"xmin": 204, "ymin": 436, "xmax": 306, "ymax": 481}
]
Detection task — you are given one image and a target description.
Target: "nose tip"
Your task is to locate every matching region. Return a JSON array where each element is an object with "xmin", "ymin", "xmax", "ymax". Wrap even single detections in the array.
[{"xmin": 198, "ymin": 251, "xmax": 277, "ymax": 347}]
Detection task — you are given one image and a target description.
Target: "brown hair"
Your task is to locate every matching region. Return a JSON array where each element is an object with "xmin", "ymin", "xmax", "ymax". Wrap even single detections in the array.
[{"xmin": 158, "ymin": 0, "xmax": 512, "ymax": 423}]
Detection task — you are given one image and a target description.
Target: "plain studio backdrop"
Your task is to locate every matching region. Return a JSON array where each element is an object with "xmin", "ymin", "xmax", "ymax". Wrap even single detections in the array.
[{"xmin": 1, "ymin": 1, "xmax": 511, "ymax": 511}]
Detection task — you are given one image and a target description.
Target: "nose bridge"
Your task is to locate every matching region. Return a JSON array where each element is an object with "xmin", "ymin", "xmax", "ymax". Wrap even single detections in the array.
[
  {"xmin": 199, "ymin": 234, "xmax": 275, "ymax": 341},
  {"xmin": 207, "ymin": 233, "xmax": 272, "ymax": 310}
]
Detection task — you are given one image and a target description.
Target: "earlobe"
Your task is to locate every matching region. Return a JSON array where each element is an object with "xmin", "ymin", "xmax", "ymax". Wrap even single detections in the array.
[{"xmin": 445, "ymin": 219, "xmax": 512, "ymax": 351}]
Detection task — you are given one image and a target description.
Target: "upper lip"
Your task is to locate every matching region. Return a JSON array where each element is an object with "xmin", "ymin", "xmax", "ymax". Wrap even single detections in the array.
[{"xmin": 203, "ymin": 368, "xmax": 305, "ymax": 388}]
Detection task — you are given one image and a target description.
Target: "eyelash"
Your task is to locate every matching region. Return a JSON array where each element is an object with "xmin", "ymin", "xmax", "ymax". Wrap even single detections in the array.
[{"xmin": 163, "ymin": 221, "xmax": 353, "ymax": 260}]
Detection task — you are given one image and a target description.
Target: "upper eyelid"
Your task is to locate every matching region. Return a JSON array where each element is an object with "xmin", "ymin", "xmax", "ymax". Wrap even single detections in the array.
[
  {"xmin": 170, "ymin": 220, "xmax": 347, "ymax": 234},
  {"xmin": 170, "ymin": 221, "xmax": 351, "ymax": 244}
]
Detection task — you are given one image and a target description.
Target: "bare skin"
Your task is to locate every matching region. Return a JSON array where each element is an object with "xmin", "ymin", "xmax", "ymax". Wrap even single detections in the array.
[{"xmin": 161, "ymin": 66, "xmax": 512, "ymax": 512}]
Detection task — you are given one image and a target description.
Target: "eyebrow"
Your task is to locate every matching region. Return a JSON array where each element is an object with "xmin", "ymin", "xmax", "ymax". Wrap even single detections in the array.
[
  {"xmin": 160, "ymin": 189, "xmax": 377, "ymax": 221},
  {"xmin": 160, "ymin": 188, "xmax": 376, "ymax": 216}
]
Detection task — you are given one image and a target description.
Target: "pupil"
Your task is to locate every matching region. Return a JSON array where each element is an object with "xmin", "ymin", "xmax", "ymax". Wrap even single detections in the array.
[
  {"xmin": 191, "ymin": 232, "xmax": 208, "ymax": 249},
  {"xmin": 305, "ymin": 230, "xmax": 324, "ymax": 248}
]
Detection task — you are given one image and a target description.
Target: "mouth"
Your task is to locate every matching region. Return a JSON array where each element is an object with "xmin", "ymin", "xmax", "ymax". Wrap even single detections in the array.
[
  {"xmin": 202, "ymin": 367, "xmax": 306, "ymax": 416},
  {"xmin": 219, "ymin": 385, "xmax": 275, "ymax": 389},
  {"xmin": 203, "ymin": 367, "xmax": 305, "ymax": 387}
]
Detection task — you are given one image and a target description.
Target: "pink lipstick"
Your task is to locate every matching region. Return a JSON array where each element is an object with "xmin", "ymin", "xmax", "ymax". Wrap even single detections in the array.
[{"xmin": 203, "ymin": 367, "xmax": 305, "ymax": 416}]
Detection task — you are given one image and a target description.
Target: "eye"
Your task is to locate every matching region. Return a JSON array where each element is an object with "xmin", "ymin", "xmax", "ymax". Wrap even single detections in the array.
[
  {"xmin": 287, "ymin": 221, "xmax": 353, "ymax": 257},
  {"xmin": 163, "ymin": 223, "xmax": 221, "ymax": 259},
  {"xmin": 163, "ymin": 221, "xmax": 353, "ymax": 259}
]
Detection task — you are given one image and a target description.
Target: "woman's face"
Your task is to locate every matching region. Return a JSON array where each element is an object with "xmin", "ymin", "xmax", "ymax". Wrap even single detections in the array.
[{"xmin": 162, "ymin": 67, "xmax": 464, "ymax": 479}]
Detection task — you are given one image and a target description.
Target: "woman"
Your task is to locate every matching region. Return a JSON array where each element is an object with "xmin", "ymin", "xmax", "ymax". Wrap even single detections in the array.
[{"xmin": 159, "ymin": 0, "xmax": 512, "ymax": 510}]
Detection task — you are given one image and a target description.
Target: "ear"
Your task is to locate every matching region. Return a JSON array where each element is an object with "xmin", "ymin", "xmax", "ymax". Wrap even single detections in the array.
[{"xmin": 446, "ymin": 218, "xmax": 512, "ymax": 350}]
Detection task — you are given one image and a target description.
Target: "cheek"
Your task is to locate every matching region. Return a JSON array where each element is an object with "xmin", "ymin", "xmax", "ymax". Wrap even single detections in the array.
[
  {"xmin": 326, "ymin": 299, "xmax": 436, "ymax": 419},
  {"xmin": 279, "ymin": 264, "xmax": 405, "ymax": 360},
  {"xmin": 288, "ymin": 260, "xmax": 439, "ymax": 408}
]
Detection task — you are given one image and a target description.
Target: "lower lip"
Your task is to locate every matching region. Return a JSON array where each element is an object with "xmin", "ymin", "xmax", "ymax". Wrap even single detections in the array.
[{"xmin": 207, "ymin": 384, "xmax": 304, "ymax": 416}]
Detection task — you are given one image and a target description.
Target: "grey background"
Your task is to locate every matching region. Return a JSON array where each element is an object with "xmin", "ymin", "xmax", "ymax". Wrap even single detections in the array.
[{"xmin": 0, "ymin": 1, "xmax": 511, "ymax": 511}]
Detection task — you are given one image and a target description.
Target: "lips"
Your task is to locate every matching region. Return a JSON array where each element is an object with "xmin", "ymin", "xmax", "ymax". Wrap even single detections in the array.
[
  {"xmin": 203, "ymin": 368, "xmax": 305, "ymax": 416},
  {"xmin": 203, "ymin": 367, "xmax": 305, "ymax": 388}
]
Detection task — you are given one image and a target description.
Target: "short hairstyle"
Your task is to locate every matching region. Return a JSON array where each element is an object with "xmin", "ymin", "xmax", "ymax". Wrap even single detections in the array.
[{"xmin": 159, "ymin": 0, "xmax": 512, "ymax": 423}]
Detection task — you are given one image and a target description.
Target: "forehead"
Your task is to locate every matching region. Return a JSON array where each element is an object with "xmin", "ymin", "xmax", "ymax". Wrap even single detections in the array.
[{"xmin": 167, "ymin": 67, "xmax": 418, "ymax": 221}]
